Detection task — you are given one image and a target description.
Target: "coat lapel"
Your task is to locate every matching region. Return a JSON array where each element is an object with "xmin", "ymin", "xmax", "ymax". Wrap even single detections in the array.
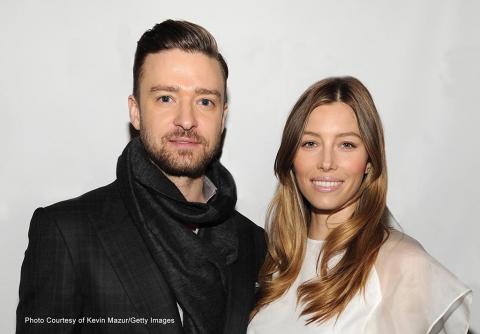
[{"xmin": 93, "ymin": 184, "xmax": 184, "ymax": 334}]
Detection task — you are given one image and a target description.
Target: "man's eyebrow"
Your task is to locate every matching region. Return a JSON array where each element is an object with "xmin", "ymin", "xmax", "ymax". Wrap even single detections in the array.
[
  {"xmin": 302, "ymin": 131, "xmax": 362, "ymax": 139},
  {"xmin": 195, "ymin": 88, "xmax": 221, "ymax": 98},
  {"xmin": 150, "ymin": 85, "xmax": 179, "ymax": 93},
  {"xmin": 148, "ymin": 86, "xmax": 221, "ymax": 98}
]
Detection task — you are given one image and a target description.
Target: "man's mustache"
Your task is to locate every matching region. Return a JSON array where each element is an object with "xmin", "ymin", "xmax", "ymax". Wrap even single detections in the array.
[{"xmin": 163, "ymin": 128, "xmax": 207, "ymax": 145}]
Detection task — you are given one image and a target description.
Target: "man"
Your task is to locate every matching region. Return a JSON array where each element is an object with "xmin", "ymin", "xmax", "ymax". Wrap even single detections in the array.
[{"xmin": 17, "ymin": 20, "xmax": 265, "ymax": 334}]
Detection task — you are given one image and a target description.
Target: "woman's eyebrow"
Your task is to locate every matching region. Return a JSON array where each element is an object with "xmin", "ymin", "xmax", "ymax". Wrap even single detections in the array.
[
  {"xmin": 302, "ymin": 131, "xmax": 361, "ymax": 138},
  {"xmin": 337, "ymin": 132, "xmax": 362, "ymax": 139}
]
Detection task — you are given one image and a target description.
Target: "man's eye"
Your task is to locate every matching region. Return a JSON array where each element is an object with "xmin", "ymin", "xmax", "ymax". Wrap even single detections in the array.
[
  {"xmin": 199, "ymin": 98, "xmax": 213, "ymax": 107},
  {"xmin": 158, "ymin": 96, "xmax": 172, "ymax": 103}
]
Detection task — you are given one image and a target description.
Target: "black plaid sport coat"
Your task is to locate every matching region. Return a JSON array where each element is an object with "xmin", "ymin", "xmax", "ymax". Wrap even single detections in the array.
[{"xmin": 16, "ymin": 181, "xmax": 266, "ymax": 334}]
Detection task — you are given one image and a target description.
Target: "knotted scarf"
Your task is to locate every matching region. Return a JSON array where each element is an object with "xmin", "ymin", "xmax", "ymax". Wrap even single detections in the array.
[{"xmin": 116, "ymin": 138, "xmax": 239, "ymax": 334}]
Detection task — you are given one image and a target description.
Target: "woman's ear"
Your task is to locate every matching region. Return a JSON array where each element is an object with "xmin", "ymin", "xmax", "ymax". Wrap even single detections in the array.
[{"xmin": 365, "ymin": 162, "xmax": 372, "ymax": 175}]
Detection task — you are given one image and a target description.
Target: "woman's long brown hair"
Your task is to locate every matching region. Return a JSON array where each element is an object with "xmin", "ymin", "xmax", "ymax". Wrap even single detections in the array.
[{"xmin": 252, "ymin": 76, "xmax": 390, "ymax": 324}]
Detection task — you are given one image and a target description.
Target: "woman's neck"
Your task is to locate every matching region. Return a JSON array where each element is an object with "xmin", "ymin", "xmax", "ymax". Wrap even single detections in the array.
[{"xmin": 308, "ymin": 202, "xmax": 357, "ymax": 240}]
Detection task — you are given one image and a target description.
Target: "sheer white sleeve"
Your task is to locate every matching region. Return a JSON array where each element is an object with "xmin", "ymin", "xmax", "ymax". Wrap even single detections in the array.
[{"xmin": 365, "ymin": 230, "xmax": 472, "ymax": 334}]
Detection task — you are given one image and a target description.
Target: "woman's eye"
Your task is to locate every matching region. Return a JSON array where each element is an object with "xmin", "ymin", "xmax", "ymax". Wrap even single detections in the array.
[
  {"xmin": 301, "ymin": 141, "xmax": 316, "ymax": 148},
  {"xmin": 341, "ymin": 142, "xmax": 356, "ymax": 149}
]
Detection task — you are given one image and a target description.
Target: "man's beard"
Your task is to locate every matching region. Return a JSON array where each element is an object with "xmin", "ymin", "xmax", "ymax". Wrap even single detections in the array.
[{"xmin": 140, "ymin": 127, "xmax": 222, "ymax": 178}]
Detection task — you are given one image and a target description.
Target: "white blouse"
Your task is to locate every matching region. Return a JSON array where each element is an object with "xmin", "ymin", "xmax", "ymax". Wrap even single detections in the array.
[{"xmin": 247, "ymin": 230, "xmax": 472, "ymax": 334}]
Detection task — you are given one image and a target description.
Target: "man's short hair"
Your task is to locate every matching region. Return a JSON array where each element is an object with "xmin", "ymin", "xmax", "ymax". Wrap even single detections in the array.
[{"xmin": 133, "ymin": 19, "xmax": 229, "ymax": 102}]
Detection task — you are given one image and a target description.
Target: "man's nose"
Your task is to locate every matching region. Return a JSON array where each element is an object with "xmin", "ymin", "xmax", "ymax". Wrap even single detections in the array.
[{"xmin": 173, "ymin": 101, "xmax": 197, "ymax": 130}]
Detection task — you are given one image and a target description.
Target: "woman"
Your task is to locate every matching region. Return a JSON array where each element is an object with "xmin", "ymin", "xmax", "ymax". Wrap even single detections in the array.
[{"xmin": 248, "ymin": 77, "xmax": 471, "ymax": 333}]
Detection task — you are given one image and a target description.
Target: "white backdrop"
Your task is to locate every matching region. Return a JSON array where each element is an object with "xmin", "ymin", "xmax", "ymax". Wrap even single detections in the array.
[{"xmin": 1, "ymin": 0, "xmax": 479, "ymax": 332}]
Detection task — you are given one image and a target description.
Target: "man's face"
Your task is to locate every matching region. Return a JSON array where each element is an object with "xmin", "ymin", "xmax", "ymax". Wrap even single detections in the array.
[{"xmin": 129, "ymin": 49, "xmax": 228, "ymax": 178}]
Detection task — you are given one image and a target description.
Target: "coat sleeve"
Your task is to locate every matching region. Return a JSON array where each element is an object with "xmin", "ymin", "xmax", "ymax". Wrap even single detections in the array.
[
  {"xmin": 253, "ymin": 225, "xmax": 267, "ymax": 277},
  {"xmin": 16, "ymin": 208, "xmax": 81, "ymax": 334}
]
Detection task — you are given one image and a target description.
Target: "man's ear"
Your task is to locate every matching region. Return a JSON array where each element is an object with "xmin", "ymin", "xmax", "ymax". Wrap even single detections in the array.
[
  {"xmin": 221, "ymin": 103, "xmax": 229, "ymax": 131},
  {"xmin": 128, "ymin": 95, "xmax": 141, "ymax": 130}
]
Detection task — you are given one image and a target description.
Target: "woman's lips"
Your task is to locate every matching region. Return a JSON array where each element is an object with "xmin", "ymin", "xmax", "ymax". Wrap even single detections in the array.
[{"xmin": 311, "ymin": 179, "xmax": 343, "ymax": 192}]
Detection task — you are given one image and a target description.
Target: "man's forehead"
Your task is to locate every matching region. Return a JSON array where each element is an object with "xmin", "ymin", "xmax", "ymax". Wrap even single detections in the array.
[
  {"xmin": 142, "ymin": 50, "xmax": 222, "ymax": 74},
  {"xmin": 139, "ymin": 50, "xmax": 225, "ymax": 95},
  {"xmin": 142, "ymin": 49, "xmax": 223, "ymax": 74}
]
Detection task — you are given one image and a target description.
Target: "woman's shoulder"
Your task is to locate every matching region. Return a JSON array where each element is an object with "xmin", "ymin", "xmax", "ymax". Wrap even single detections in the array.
[
  {"xmin": 376, "ymin": 227, "xmax": 472, "ymax": 287},
  {"xmin": 376, "ymin": 229, "xmax": 467, "ymax": 283},
  {"xmin": 377, "ymin": 229, "xmax": 431, "ymax": 268}
]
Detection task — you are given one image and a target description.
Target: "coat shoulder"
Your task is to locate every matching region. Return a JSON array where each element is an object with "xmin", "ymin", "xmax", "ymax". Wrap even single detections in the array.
[
  {"xmin": 37, "ymin": 181, "xmax": 124, "ymax": 236},
  {"xmin": 45, "ymin": 181, "xmax": 119, "ymax": 214}
]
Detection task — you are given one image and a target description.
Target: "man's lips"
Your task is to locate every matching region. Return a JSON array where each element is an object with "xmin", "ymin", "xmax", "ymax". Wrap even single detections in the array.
[{"xmin": 168, "ymin": 137, "xmax": 201, "ymax": 146}]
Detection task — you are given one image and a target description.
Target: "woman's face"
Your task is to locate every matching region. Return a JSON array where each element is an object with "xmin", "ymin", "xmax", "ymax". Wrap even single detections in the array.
[{"xmin": 293, "ymin": 102, "xmax": 370, "ymax": 212}]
